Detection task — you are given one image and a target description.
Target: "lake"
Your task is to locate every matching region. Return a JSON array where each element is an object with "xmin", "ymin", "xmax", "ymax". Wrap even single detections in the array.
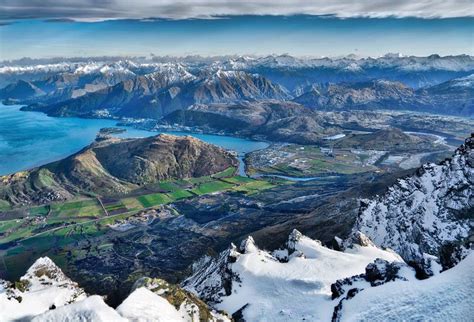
[{"xmin": 0, "ymin": 103, "xmax": 269, "ymax": 175}]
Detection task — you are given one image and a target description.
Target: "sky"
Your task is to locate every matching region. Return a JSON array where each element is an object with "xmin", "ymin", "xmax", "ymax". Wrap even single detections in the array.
[{"xmin": 0, "ymin": 1, "xmax": 473, "ymax": 60}]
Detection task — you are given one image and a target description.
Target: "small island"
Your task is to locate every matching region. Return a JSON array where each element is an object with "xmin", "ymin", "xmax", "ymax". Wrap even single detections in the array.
[{"xmin": 95, "ymin": 127, "xmax": 127, "ymax": 141}]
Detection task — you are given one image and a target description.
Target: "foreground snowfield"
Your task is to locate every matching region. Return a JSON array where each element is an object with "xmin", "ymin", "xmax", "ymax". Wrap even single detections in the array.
[
  {"xmin": 341, "ymin": 253, "xmax": 474, "ymax": 321},
  {"xmin": 117, "ymin": 287, "xmax": 187, "ymax": 322},
  {"xmin": 184, "ymin": 231, "xmax": 408, "ymax": 321},
  {"xmin": 0, "ymin": 238, "xmax": 471, "ymax": 321},
  {"xmin": 0, "ymin": 257, "xmax": 87, "ymax": 321},
  {"xmin": 31, "ymin": 295, "xmax": 127, "ymax": 322},
  {"xmin": 0, "ymin": 257, "xmax": 229, "ymax": 322}
]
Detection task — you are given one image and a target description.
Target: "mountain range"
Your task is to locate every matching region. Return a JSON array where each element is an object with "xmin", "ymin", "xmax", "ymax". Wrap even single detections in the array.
[{"xmin": 1, "ymin": 54, "xmax": 474, "ymax": 120}]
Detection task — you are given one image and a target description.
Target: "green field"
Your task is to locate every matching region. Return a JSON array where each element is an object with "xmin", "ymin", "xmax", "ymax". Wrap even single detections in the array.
[
  {"xmin": 29, "ymin": 205, "xmax": 49, "ymax": 216},
  {"xmin": 0, "ymin": 167, "xmax": 282, "ymax": 268},
  {"xmin": 137, "ymin": 193, "xmax": 172, "ymax": 208},
  {"xmin": 0, "ymin": 219, "xmax": 24, "ymax": 235},
  {"xmin": 49, "ymin": 199, "xmax": 103, "ymax": 218},
  {"xmin": 0, "ymin": 200, "xmax": 11, "ymax": 211},
  {"xmin": 221, "ymin": 176, "xmax": 255, "ymax": 184},
  {"xmin": 212, "ymin": 166, "xmax": 237, "ymax": 178},
  {"xmin": 158, "ymin": 181, "xmax": 182, "ymax": 192},
  {"xmin": 233, "ymin": 180, "xmax": 275, "ymax": 194},
  {"xmin": 121, "ymin": 198, "xmax": 144, "ymax": 211},
  {"xmin": 191, "ymin": 180, "xmax": 234, "ymax": 195},
  {"xmin": 167, "ymin": 189, "xmax": 194, "ymax": 200},
  {"xmin": 104, "ymin": 202, "xmax": 126, "ymax": 212}
]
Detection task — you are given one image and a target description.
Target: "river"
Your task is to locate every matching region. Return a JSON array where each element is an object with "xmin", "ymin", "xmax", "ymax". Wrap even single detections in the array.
[{"xmin": 0, "ymin": 103, "xmax": 269, "ymax": 176}]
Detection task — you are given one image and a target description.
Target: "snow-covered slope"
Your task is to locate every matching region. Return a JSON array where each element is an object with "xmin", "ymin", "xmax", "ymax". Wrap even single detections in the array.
[
  {"xmin": 0, "ymin": 257, "xmax": 86, "ymax": 321},
  {"xmin": 128, "ymin": 277, "xmax": 230, "ymax": 322},
  {"xmin": 349, "ymin": 135, "xmax": 473, "ymax": 275},
  {"xmin": 214, "ymin": 54, "xmax": 474, "ymax": 72},
  {"xmin": 183, "ymin": 230, "xmax": 404, "ymax": 321},
  {"xmin": 339, "ymin": 252, "xmax": 474, "ymax": 321},
  {"xmin": 0, "ymin": 257, "xmax": 229, "ymax": 322},
  {"xmin": 117, "ymin": 287, "xmax": 187, "ymax": 322},
  {"xmin": 31, "ymin": 295, "xmax": 126, "ymax": 322}
]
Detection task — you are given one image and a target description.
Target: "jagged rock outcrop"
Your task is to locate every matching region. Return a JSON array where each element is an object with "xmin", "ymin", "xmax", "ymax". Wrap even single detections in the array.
[
  {"xmin": 130, "ymin": 277, "xmax": 230, "ymax": 322},
  {"xmin": 331, "ymin": 258, "xmax": 415, "ymax": 321},
  {"xmin": 0, "ymin": 257, "xmax": 87, "ymax": 321},
  {"xmin": 183, "ymin": 230, "xmax": 403, "ymax": 321},
  {"xmin": 0, "ymin": 256, "xmax": 231, "ymax": 322},
  {"xmin": 348, "ymin": 135, "xmax": 474, "ymax": 276},
  {"xmin": 181, "ymin": 243, "xmax": 241, "ymax": 305}
]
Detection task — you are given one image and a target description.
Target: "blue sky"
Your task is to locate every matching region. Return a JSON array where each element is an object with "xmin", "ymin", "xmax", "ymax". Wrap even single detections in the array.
[{"xmin": 1, "ymin": 15, "xmax": 473, "ymax": 60}]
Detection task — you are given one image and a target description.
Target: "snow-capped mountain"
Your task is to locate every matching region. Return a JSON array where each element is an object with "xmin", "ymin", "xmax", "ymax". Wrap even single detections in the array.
[
  {"xmin": 349, "ymin": 135, "xmax": 473, "ymax": 276},
  {"xmin": 214, "ymin": 54, "xmax": 474, "ymax": 89},
  {"xmin": 22, "ymin": 70, "xmax": 289, "ymax": 119},
  {"xmin": 2, "ymin": 54, "xmax": 473, "ymax": 90},
  {"xmin": 2, "ymin": 54, "xmax": 474, "ymax": 117},
  {"xmin": 31, "ymin": 296, "xmax": 127, "ymax": 322},
  {"xmin": 0, "ymin": 257, "xmax": 86, "ymax": 321},
  {"xmin": 123, "ymin": 277, "xmax": 230, "ymax": 322},
  {"xmin": 0, "ymin": 257, "xmax": 230, "ymax": 322},
  {"xmin": 293, "ymin": 80, "xmax": 416, "ymax": 111},
  {"xmin": 182, "ymin": 230, "xmax": 404, "ymax": 321},
  {"xmin": 146, "ymin": 63, "xmax": 197, "ymax": 85},
  {"xmin": 193, "ymin": 70, "xmax": 290, "ymax": 103},
  {"xmin": 212, "ymin": 54, "xmax": 474, "ymax": 73}
]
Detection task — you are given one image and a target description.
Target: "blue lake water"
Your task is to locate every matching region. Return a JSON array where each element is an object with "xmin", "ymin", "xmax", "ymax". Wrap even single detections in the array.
[{"xmin": 0, "ymin": 103, "xmax": 269, "ymax": 175}]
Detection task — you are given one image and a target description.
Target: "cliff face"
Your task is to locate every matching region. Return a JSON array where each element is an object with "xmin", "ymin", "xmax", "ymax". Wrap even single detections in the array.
[
  {"xmin": 0, "ymin": 134, "xmax": 238, "ymax": 205},
  {"xmin": 348, "ymin": 135, "xmax": 473, "ymax": 275}
]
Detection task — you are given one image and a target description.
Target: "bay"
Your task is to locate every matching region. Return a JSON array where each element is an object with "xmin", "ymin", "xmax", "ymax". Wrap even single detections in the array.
[{"xmin": 0, "ymin": 103, "xmax": 268, "ymax": 175}]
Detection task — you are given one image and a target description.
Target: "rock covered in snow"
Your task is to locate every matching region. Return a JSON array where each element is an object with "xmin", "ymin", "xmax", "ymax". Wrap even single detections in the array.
[
  {"xmin": 339, "ymin": 252, "xmax": 474, "ymax": 321},
  {"xmin": 349, "ymin": 135, "xmax": 474, "ymax": 275},
  {"xmin": 117, "ymin": 287, "xmax": 187, "ymax": 322},
  {"xmin": 181, "ymin": 243, "xmax": 241, "ymax": 305},
  {"xmin": 131, "ymin": 277, "xmax": 230, "ymax": 322},
  {"xmin": 0, "ymin": 257, "xmax": 230, "ymax": 322},
  {"xmin": 31, "ymin": 295, "xmax": 127, "ymax": 322},
  {"xmin": 183, "ymin": 230, "xmax": 404, "ymax": 321},
  {"xmin": 330, "ymin": 258, "xmax": 415, "ymax": 321},
  {"xmin": 0, "ymin": 257, "xmax": 86, "ymax": 321}
]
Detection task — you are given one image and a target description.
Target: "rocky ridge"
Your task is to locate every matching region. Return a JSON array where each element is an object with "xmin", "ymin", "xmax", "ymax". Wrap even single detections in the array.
[
  {"xmin": 0, "ymin": 257, "xmax": 229, "ymax": 321},
  {"xmin": 182, "ymin": 229, "xmax": 404, "ymax": 321},
  {"xmin": 347, "ymin": 134, "xmax": 474, "ymax": 276}
]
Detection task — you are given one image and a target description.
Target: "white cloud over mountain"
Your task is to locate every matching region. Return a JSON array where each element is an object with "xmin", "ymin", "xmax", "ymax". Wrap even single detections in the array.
[{"xmin": 1, "ymin": 0, "xmax": 473, "ymax": 21}]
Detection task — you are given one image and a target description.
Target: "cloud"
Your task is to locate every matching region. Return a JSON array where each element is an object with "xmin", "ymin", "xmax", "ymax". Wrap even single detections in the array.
[{"xmin": 1, "ymin": 0, "xmax": 473, "ymax": 21}]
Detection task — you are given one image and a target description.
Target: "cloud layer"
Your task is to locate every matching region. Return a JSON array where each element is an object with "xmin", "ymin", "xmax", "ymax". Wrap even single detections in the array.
[{"xmin": 1, "ymin": 0, "xmax": 474, "ymax": 21}]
